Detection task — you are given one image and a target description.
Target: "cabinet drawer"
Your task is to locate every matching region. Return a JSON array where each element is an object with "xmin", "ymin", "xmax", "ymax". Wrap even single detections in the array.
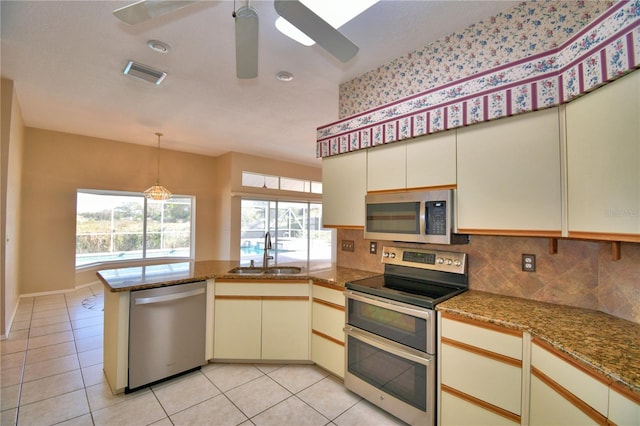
[
  {"xmin": 531, "ymin": 342, "xmax": 609, "ymax": 417},
  {"xmin": 441, "ymin": 342, "xmax": 522, "ymax": 415},
  {"xmin": 441, "ymin": 388, "xmax": 519, "ymax": 426},
  {"xmin": 609, "ymin": 387, "xmax": 640, "ymax": 426},
  {"xmin": 215, "ymin": 281, "xmax": 309, "ymax": 297},
  {"xmin": 311, "ymin": 333, "xmax": 344, "ymax": 378},
  {"xmin": 312, "ymin": 283, "xmax": 345, "ymax": 306},
  {"xmin": 312, "ymin": 301, "xmax": 345, "ymax": 342},
  {"xmin": 441, "ymin": 316, "xmax": 522, "ymax": 360}
]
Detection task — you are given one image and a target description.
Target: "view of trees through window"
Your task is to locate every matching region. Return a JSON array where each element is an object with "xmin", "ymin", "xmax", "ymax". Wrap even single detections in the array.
[
  {"xmin": 76, "ymin": 191, "xmax": 193, "ymax": 267},
  {"xmin": 241, "ymin": 200, "xmax": 332, "ymax": 267}
]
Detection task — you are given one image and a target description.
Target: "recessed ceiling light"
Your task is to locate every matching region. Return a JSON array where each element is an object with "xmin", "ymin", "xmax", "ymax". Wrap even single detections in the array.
[
  {"xmin": 276, "ymin": 71, "xmax": 294, "ymax": 82},
  {"xmin": 147, "ymin": 40, "xmax": 171, "ymax": 53}
]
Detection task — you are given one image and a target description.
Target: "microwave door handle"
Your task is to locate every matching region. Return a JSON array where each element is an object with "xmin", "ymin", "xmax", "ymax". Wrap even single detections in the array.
[{"xmin": 421, "ymin": 201, "xmax": 428, "ymax": 236}]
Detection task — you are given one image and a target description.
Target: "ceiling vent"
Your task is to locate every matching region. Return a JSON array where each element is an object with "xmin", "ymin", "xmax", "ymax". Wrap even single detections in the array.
[{"xmin": 123, "ymin": 60, "xmax": 167, "ymax": 85}]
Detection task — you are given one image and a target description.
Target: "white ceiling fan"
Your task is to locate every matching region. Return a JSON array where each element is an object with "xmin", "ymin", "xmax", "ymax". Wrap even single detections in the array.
[{"xmin": 112, "ymin": 0, "xmax": 359, "ymax": 79}]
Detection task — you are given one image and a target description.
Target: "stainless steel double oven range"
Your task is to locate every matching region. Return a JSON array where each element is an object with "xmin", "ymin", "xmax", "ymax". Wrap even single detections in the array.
[{"xmin": 344, "ymin": 246, "xmax": 468, "ymax": 425}]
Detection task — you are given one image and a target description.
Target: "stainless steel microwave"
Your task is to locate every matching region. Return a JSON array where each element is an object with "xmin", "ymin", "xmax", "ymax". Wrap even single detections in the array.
[{"xmin": 364, "ymin": 189, "xmax": 468, "ymax": 245}]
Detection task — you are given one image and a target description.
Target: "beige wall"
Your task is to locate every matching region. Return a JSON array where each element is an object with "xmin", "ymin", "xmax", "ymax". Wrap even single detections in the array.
[
  {"xmin": 1, "ymin": 78, "xmax": 25, "ymax": 337},
  {"xmin": 17, "ymin": 130, "xmax": 322, "ymax": 296},
  {"xmin": 20, "ymin": 128, "xmax": 219, "ymax": 294}
]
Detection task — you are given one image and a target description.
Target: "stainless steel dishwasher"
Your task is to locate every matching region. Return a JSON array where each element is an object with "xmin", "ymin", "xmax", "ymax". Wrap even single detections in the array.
[{"xmin": 128, "ymin": 281, "xmax": 206, "ymax": 392}]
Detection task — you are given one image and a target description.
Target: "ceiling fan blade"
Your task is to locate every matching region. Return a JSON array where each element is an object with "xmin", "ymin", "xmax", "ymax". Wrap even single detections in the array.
[
  {"xmin": 113, "ymin": 0, "xmax": 197, "ymax": 25},
  {"xmin": 235, "ymin": 6, "xmax": 259, "ymax": 79},
  {"xmin": 273, "ymin": 0, "xmax": 359, "ymax": 63}
]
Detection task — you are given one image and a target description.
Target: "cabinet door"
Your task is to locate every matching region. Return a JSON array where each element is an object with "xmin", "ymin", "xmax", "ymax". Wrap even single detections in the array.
[
  {"xmin": 406, "ymin": 130, "xmax": 456, "ymax": 189},
  {"xmin": 213, "ymin": 298, "xmax": 261, "ymax": 359},
  {"xmin": 367, "ymin": 141, "xmax": 406, "ymax": 191},
  {"xmin": 566, "ymin": 70, "xmax": 640, "ymax": 241},
  {"xmin": 262, "ymin": 299, "xmax": 309, "ymax": 360},
  {"xmin": 322, "ymin": 150, "xmax": 367, "ymax": 228},
  {"xmin": 456, "ymin": 107, "xmax": 562, "ymax": 235}
]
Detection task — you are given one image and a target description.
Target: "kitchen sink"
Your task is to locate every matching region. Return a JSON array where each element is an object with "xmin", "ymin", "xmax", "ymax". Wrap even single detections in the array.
[
  {"xmin": 263, "ymin": 266, "xmax": 302, "ymax": 275},
  {"xmin": 226, "ymin": 267, "xmax": 267, "ymax": 275},
  {"xmin": 226, "ymin": 266, "xmax": 303, "ymax": 275}
]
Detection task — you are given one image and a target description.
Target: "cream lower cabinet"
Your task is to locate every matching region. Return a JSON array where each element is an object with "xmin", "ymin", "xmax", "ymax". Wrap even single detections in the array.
[
  {"xmin": 322, "ymin": 150, "xmax": 367, "ymax": 228},
  {"xmin": 439, "ymin": 313, "xmax": 525, "ymax": 426},
  {"xmin": 310, "ymin": 282, "xmax": 346, "ymax": 378},
  {"xmin": 213, "ymin": 280, "xmax": 310, "ymax": 361},
  {"xmin": 456, "ymin": 107, "xmax": 562, "ymax": 236},
  {"xmin": 529, "ymin": 339, "xmax": 639, "ymax": 426},
  {"xmin": 609, "ymin": 386, "xmax": 640, "ymax": 426}
]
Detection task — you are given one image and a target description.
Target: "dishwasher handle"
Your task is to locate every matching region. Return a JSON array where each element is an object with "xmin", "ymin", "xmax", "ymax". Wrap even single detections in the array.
[{"xmin": 134, "ymin": 287, "xmax": 205, "ymax": 305}]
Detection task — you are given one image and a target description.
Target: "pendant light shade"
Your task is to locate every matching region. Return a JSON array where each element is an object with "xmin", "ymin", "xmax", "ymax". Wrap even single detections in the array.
[{"xmin": 144, "ymin": 132, "xmax": 172, "ymax": 201}]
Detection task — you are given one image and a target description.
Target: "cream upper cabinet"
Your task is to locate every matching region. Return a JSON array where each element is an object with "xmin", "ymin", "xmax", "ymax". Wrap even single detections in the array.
[
  {"xmin": 439, "ymin": 314, "xmax": 524, "ymax": 425},
  {"xmin": 322, "ymin": 150, "xmax": 367, "ymax": 228},
  {"xmin": 367, "ymin": 131, "xmax": 457, "ymax": 192},
  {"xmin": 565, "ymin": 70, "xmax": 640, "ymax": 242},
  {"xmin": 406, "ymin": 131, "xmax": 457, "ymax": 189},
  {"xmin": 456, "ymin": 107, "xmax": 562, "ymax": 236},
  {"xmin": 367, "ymin": 141, "xmax": 406, "ymax": 191}
]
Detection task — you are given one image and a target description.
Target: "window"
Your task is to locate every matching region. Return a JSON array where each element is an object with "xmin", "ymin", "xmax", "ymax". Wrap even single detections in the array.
[
  {"xmin": 75, "ymin": 190, "xmax": 194, "ymax": 267},
  {"xmin": 240, "ymin": 199, "xmax": 332, "ymax": 268},
  {"xmin": 241, "ymin": 171, "xmax": 322, "ymax": 194}
]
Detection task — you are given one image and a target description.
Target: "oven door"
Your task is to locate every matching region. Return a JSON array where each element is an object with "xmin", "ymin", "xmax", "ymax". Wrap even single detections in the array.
[
  {"xmin": 344, "ymin": 326, "xmax": 435, "ymax": 426},
  {"xmin": 345, "ymin": 290, "xmax": 435, "ymax": 354}
]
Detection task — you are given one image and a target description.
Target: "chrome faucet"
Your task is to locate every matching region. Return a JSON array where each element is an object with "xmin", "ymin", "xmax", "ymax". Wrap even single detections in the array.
[{"xmin": 263, "ymin": 232, "xmax": 273, "ymax": 268}]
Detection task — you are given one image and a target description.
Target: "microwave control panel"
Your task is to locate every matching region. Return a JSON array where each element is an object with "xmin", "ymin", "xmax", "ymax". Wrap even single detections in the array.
[{"xmin": 425, "ymin": 201, "xmax": 447, "ymax": 235}]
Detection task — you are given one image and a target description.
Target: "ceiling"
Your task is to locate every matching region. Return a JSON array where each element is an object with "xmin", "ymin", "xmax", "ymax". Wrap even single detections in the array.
[{"xmin": 1, "ymin": 1, "xmax": 516, "ymax": 167}]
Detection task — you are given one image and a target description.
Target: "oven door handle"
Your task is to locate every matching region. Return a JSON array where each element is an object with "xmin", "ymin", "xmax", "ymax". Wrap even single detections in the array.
[
  {"xmin": 344, "ymin": 326, "xmax": 433, "ymax": 366},
  {"xmin": 344, "ymin": 290, "xmax": 433, "ymax": 320}
]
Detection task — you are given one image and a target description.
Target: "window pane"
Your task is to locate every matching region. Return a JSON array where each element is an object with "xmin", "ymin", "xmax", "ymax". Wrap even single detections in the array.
[
  {"xmin": 76, "ymin": 193, "xmax": 144, "ymax": 266},
  {"xmin": 309, "ymin": 203, "xmax": 332, "ymax": 265},
  {"xmin": 276, "ymin": 201, "xmax": 308, "ymax": 263},
  {"xmin": 311, "ymin": 181, "xmax": 323, "ymax": 194},
  {"xmin": 240, "ymin": 200, "xmax": 269, "ymax": 265},
  {"xmin": 242, "ymin": 172, "xmax": 264, "ymax": 188},
  {"xmin": 146, "ymin": 197, "xmax": 192, "ymax": 259},
  {"xmin": 280, "ymin": 177, "xmax": 306, "ymax": 192}
]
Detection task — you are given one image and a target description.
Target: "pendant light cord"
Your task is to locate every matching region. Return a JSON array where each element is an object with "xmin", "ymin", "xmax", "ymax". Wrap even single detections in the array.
[{"xmin": 155, "ymin": 132, "xmax": 163, "ymax": 183}]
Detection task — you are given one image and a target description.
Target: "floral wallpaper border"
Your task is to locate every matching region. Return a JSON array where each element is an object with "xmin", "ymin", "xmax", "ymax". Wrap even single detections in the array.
[{"xmin": 316, "ymin": 0, "xmax": 640, "ymax": 158}]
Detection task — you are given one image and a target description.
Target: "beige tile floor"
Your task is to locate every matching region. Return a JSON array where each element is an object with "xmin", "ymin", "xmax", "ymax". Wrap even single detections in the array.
[{"xmin": 1, "ymin": 284, "xmax": 406, "ymax": 426}]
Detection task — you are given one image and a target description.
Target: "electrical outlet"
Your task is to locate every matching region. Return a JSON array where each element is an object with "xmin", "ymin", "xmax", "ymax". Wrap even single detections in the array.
[
  {"xmin": 522, "ymin": 254, "xmax": 536, "ymax": 272},
  {"xmin": 341, "ymin": 240, "xmax": 355, "ymax": 252},
  {"xmin": 369, "ymin": 241, "xmax": 377, "ymax": 254}
]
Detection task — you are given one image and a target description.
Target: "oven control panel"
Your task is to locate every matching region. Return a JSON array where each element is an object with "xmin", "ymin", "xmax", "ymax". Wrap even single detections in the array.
[{"xmin": 381, "ymin": 246, "xmax": 467, "ymax": 274}]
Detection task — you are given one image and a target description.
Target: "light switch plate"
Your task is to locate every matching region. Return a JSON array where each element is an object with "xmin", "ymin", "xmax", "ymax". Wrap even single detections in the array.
[{"xmin": 341, "ymin": 240, "xmax": 354, "ymax": 252}]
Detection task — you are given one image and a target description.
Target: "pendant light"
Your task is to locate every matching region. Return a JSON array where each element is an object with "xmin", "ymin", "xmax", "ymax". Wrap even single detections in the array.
[{"xmin": 144, "ymin": 132, "xmax": 172, "ymax": 201}]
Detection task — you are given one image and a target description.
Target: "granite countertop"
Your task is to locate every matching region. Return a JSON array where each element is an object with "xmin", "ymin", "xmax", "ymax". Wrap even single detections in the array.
[
  {"xmin": 96, "ymin": 260, "xmax": 379, "ymax": 292},
  {"xmin": 437, "ymin": 290, "xmax": 640, "ymax": 396}
]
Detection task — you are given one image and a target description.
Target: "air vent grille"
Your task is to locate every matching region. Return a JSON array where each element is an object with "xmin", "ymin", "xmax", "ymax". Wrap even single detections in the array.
[{"xmin": 123, "ymin": 60, "xmax": 167, "ymax": 85}]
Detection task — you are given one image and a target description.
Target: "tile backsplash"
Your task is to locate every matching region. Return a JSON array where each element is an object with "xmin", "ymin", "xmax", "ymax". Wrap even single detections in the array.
[{"xmin": 337, "ymin": 229, "xmax": 639, "ymax": 324}]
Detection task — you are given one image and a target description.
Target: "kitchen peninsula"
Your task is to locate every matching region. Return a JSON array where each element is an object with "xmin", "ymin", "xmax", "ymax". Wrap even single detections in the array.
[{"xmin": 96, "ymin": 260, "xmax": 376, "ymax": 395}]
